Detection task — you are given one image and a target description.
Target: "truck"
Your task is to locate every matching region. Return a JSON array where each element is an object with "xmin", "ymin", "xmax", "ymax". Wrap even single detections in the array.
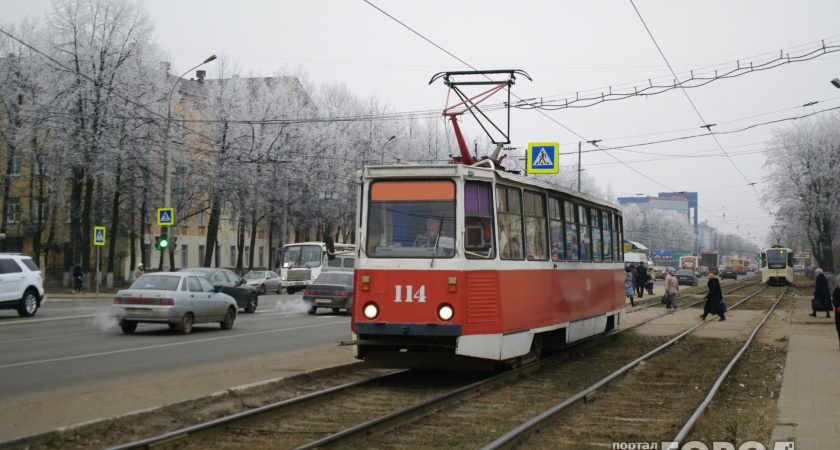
[
  {"xmin": 700, "ymin": 252, "xmax": 719, "ymax": 275},
  {"xmin": 679, "ymin": 255, "xmax": 701, "ymax": 276}
]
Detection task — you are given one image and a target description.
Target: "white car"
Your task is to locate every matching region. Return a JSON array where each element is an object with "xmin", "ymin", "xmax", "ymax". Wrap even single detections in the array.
[
  {"xmin": 0, "ymin": 253, "xmax": 45, "ymax": 317},
  {"xmin": 112, "ymin": 272, "xmax": 237, "ymax": 334},
  {"xmin": 243, "ymin": 270, "xmax": 282, "ymax": 295}
]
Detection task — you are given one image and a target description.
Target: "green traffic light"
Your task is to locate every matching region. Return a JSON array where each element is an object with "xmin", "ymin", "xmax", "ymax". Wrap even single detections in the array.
[{"xmin": 159, "ymin": 237, "xmax": 169, "ymax": 249}]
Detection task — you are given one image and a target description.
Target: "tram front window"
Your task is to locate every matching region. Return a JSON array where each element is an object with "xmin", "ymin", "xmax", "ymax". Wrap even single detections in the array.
[
  {"xmin": 367, "ymin": 180, "xmax": 455, "ymax": 258},
  {"xmin": 766, "ymin": 249, "xmax": 788, "ymax": 269}
]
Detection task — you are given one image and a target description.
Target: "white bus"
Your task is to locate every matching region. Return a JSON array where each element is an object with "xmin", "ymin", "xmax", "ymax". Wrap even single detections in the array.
[{"xmin": 278, "ymin": 241, "xmax": 354, "ymax": 294}]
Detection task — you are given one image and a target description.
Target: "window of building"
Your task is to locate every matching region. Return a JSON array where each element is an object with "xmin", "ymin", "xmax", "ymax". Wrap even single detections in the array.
[
  {"xmin": 10, "ymin": 150, "xmax": 21, "ymax": 175},
  {"xmin": 198, "ymin": 244, "xmax": 205, "ymax": 265},
  {"xmin": 5, "ymin": 198, "xmax": 20, "ymax": 223},
  {"xmin": 181, "ymin": 244, "xmax": 189, "ymax": 267},
  {"xmin": 259, "ymin": 246, "xmax": 264, "ymax": 267},
  {"xmin": 230, "ymin": 245, "xmax": 236, "ymax": 267},
  {"xmin": 198, "ymin": 205, "xmax": 206, "ymax": 227}
]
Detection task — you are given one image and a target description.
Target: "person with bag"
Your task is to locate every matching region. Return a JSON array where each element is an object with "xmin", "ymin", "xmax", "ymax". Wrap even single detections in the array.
[
  {"xmin": 700, "ymin": 273, "xmax": 725, "ymax": 321},
  {"xmin": 809, "ymin": 268, "xmax": 831, "ymax": 318},
  {"xmin": 625, "ymin": 266, "xmax": 636, "ymax": 307},
  {"xmin": 664, "ymin": 267, "xmax": 679, "ymax": 310}
]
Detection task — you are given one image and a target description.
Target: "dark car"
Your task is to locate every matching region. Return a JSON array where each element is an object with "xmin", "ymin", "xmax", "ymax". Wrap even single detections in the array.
[
  {"xmin": 675, "ymin": 269, "xmax": 698, "ymax": 287},
  {"xmin": 721, "ymin": 266, "xmax": 738, "ymax": 280},
  {"xmin": 179, "ymin": 267, "xmax": 259, "ymax": 313},
  {"xmin": 303, "ymin": 271, "xmax": 354, "ymax": 315},
  {"xmin": 652, "ymin": 266, "xmax": 667, "ymax": 280}
]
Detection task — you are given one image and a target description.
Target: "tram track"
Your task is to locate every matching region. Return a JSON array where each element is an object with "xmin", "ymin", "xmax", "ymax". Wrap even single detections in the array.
[{"xmin": 72, "ymin": 279, "xmax": 781, "ymax": 449}]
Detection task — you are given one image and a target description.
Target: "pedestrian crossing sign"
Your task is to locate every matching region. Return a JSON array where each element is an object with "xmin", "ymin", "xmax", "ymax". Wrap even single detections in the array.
[
  {"xmin": 527, "ymin": 142, "xmax": 559, "ymax": 174},
  {"xmin": 157, "ymin": 208, "xmax": 175, "ymax": 226},
  {"xmin": 94, "ymin": 226, "xmax": 106, "ymax": 246}
]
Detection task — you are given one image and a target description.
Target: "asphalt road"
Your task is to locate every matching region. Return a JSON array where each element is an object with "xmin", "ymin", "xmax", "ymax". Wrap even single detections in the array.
[{"xmin": 0, "ymin": 292, "xmax": 357, "ymax": 442}]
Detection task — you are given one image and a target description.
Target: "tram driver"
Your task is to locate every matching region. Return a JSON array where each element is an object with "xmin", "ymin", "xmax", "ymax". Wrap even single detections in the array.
[{"xmin": 414, "ymin": 216, "xmax": 444, "ymax": 247}]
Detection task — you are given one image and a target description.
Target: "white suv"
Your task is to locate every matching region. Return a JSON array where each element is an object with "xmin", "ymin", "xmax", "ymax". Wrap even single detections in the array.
[{"xmin": 0, "ymin": 254, "xmax": 45, "ymax": 317}]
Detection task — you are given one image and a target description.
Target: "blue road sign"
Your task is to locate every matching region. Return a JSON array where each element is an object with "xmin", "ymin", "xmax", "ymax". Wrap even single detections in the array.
[
  {"xmin": 157, "ymin": 208, "xmax": 174, "ymax": 226},
  {"xmin": 94, "ymin": 226, "xmax": 106, "ymax": 246},
  {"xmin": 527, "ymin": 142, "xmax": 559, "ymax": 174}
]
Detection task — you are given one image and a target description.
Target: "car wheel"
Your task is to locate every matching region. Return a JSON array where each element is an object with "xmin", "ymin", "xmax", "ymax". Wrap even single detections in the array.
[
  {"xmin": 258, "ymin": 284, "xmax": 266, "ymax": 295},
  {"xmin": 17, "ymin": 290, "xmax": 39, "ymax": 317},
  {"xmin": 308, "ymin": 304, "xmax": 317, "ymax": 315},
  {"xmin": 220, "ymin": 307, "xmax": 235, "ymax": 330},
  {"xmin": 244, "ymin": 293, "xmax": 258, "ymax": 313},
  {"xmin": 276, "ymin": 284, "xmax": 282, "ymax": 294},
  {"xmin": 178, "ymin": 313, "xmax": 194, "ymax": 335},
  {"xmin": 120, "ymin": 320, "xmax": 138, "ymax": 334}
]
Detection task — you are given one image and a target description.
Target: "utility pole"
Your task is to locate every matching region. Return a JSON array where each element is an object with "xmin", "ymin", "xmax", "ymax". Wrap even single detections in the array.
[{"xmin": 577, "ymin": 142, "xmax": 581, "ymax": 191}]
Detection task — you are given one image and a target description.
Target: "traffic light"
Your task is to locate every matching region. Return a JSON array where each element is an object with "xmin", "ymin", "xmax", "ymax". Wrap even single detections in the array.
[
  {"xmin": 155, "ymin": 227, "xmax": 169, "ymax": 250},
  {"xmin": 171, "ymin": 236, "xmax": 178, "ymax": 251}
]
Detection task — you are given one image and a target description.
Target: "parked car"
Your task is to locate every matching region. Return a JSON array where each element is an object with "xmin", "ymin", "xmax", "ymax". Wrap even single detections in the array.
[
  {"xmin": 675, "ymin": 269, "xmax": 698, "ymax": 287},
  {"xmin": 721, "ymin": 266, "xmax": 738, "ymax": 280},
  {"xmin": 652, "ymin": 266, "xmax": 667, "ymax": 280},
  {"xmin": 243, "ymin": 270, "xmax": 282, "ymax": 295},
  {"xmin": 179, "ymin": 267, "xmax": 259, "ymax": 313},
  {"xmin": 112, "ymin": 272, "xmax": 237, "ymax": 334},
  {"xmin": 303, "ymin": 271, "xmax": 354, "ymax": 315},
  {"xmin": 0, "ymin": 253, "xmax": 45, "ymax": 317}
]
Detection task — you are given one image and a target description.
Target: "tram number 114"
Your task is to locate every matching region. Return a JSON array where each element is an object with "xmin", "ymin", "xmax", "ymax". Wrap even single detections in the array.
[{"xmin": 393, "ymin": 285, "xmax": 427, "ymax": 303}]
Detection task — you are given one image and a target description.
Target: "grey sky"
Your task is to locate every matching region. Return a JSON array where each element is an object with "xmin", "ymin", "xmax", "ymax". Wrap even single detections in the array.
[{"xmin": 6, "ymin": 0, "xmax": 840, "ymax": 248}]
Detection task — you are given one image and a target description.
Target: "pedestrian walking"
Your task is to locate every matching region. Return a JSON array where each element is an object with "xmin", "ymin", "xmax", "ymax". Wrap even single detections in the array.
[
  {"xmin": 133, "ymin": 263, "xmax": 145, "ymax": 281},
  {"xmin": 635, "ymin": 262, "xmax": 647, "ymax": 298},
  {"xmin": 72, "ymin": 265, "xmax": 84, "ymax": 293},
  {"xmin": 833, "ymin": 273, "xmax": 840, "ymax": 350},
  {"xmin": 700, "ymin": 273, "xmax": 725, "ymax": 321},
  {"xmin": 646, "ymin": 267, "xmax": 655, "ymax": 295},
  {"xmin": 625, "ymin": 266, "xmax": 636, "ymax": 307},
  {"xmin": 809, "ymin": 268, "xmax": 832, "ymax": 318},
  {"xmin": 664, "ymin": 268, "xmax": 679, "ymax": 309}
]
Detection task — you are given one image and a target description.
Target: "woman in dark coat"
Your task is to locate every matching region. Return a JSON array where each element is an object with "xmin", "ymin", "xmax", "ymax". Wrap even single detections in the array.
[
  {"xmin": 809, "ymin": 268, "xmax": 831, "ymax": 318},
  {"xmin": 700, "ymin": 273, "xmax": 725, "ymax": 321},
  {"xmin": 833, "ymin": 273, "xmax": 840, "ymax": 350},
  {"xmin": 72, "ymin": 265, "xmax": 84, "ymax": 293},
  {"xmin": 635, "ymin": 262, "xmax": 647, "ymax": 299}
]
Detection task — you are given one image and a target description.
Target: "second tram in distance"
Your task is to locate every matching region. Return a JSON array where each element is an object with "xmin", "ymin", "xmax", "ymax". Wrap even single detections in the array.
[
  {"xmin": 760, "ymin": 245, "xmax": 794, "ymax": 285},
  {"xmin": 350, "ymin": 163, "xmax": 626, "ymax": 370}
]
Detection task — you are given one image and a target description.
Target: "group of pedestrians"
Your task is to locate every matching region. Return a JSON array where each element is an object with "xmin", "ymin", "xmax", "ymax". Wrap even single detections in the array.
[{"xmin": 623, "ymin": 262, "xmax": 657, "ymax": 307}]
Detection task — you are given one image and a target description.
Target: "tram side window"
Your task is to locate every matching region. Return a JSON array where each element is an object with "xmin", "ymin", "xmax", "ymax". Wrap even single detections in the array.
[
  {"xmin": 613, "ymin": 214, "xmax": 624, "ymax": 261},
  {"xmin": 591, "ymin": 208, "xmax": 602, "ymax": 261},
  {"xmin": 565, "ymin": 202, "xmax": 578, "ymax": 261},
  {"xmin": 524, "ymin": 191, "xmax": 548, "ymax": 261},
  {"xmin": 548, "ymin": 197, "xmax": 564, "ymax": 261},
  {"xmin": 464, "ymin": 181, "xmax": 495, "ymax": 259},
  {"xmin": 603, "ymin": 211, "xmax": 613, "ymax": 262},
  {"xmin": 496, "ymin": 186, "xmax": 523, "ymax": 260},
  {"xmin": 579, "ymin": 205, "xmax": 590, "ymax": 261}
]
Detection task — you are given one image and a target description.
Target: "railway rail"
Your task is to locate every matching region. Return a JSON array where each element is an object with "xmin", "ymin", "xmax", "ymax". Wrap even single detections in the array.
[{"xmin": 86, "ymin": 278, "xmax": 781, "ymax": 449}]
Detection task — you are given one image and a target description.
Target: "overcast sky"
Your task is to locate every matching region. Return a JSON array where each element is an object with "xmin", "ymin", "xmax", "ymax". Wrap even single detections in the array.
[{"xmin": 6, "ymin": 0, "xmax": 840, "ymax": 249}]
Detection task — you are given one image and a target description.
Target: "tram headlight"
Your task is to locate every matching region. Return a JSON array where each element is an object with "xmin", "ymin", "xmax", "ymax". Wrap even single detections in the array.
[
  {"xmin": 437, "ymin": 303, "xmax": 454, "ymax": 321},
  {"xmin": 363, "ymin": 302, "xmax": 379, "ymax": 320}
]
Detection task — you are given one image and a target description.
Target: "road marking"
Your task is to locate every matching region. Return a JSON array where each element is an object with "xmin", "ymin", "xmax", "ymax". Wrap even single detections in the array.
[
  {"xmin": 0, "ymin": 320, "xmax": 348, "ymax": 369},
  {"xmin": 0, "ymin": 315, "xmax": 96, "ymax": 326}
]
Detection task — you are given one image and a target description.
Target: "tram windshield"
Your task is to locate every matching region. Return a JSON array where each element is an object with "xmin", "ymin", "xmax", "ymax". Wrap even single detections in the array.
[
  {"xmin": 366, "ymin": 180, "xmax": 456, "ymax": 258},
  {"xmin": 765, "ymin": 248, "xmax": 789, "ymax": 269}
]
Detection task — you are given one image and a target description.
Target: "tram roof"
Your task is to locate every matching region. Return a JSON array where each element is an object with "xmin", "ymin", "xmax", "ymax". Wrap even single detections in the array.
[{"xmin": 361, "ymin": 163, "xmax": 620, "ymax": 212}]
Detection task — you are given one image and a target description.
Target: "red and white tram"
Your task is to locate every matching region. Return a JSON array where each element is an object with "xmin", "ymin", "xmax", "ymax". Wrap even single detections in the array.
[
  {"xmin": 350, "ymin": 70, "xmax": 626, "ymax": 370},
  {"xmin": 350, "ymin": 164, "xmax": 626, "ymax": 370}
]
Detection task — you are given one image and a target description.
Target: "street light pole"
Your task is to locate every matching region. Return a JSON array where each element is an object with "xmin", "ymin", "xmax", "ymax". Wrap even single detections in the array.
[{"xmin": 163, "ymin": 55, "xmax": 216, "ymax": 269}]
